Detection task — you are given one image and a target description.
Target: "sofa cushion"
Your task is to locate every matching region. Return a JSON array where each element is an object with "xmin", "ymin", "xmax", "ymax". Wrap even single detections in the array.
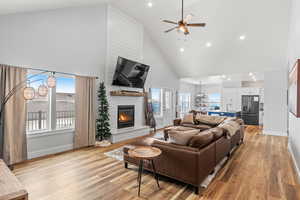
[
  {"xmin": 188, "ymin": 130, "xmax": 214, "ymax": 149},
  {"xmin": 168, "ymin": 129, "xmax": 200, "ymax": 145},
  {"xmin": 181, "ymin": 113, "xmax": 194, "ymax": 124},
  {"xmin": 181, "ymin": 123, "xmax": 212, "ymax": 130},
  {"xmin": 210, "ymin": 127, "xmax": 225, "ymax": 140},
  {"xmin": 195, "ymin": 114, "xmax": 226, "ymax": 125}
]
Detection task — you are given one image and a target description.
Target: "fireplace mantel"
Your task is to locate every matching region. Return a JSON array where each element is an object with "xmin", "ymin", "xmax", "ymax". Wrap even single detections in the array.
[{"xmin": 110, "ymin": 90, "xmax": 145, "ymax": 97}]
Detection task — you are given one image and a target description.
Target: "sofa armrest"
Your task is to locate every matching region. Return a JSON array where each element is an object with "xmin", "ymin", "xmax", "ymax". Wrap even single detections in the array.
[{"xmin": 173, "ymin": 118, "xmax": 182, "ymax": 126}]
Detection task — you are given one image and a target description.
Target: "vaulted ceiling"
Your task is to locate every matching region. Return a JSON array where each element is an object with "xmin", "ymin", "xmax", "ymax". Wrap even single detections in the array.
[
  {"xmin": 110, "ymin": 0, "xmax": 291, "ymax": 78},
  {"xmin": 0, "ymin": 0, "xmax": 291, "ymax": 78}
]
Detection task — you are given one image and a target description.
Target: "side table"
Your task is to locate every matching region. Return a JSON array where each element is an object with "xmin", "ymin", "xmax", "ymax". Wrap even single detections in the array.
[{"xmin": 128, "ymin": 146, "xmax": 161, "ymax": 196}]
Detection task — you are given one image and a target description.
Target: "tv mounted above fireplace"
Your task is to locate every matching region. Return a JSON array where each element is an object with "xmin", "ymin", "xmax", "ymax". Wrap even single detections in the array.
[{"xmin": 112, "ymin": 57, "xmax": 150, "ymax": 89}]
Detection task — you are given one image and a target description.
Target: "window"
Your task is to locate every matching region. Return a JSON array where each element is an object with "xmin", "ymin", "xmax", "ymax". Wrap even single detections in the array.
[
  {"xmin": 207, "ymin": 93, "xmax": 221, "ymax": 111},
  {"xmin": 150, "ymin": 88, "xmax": 162, "ymax": 117},
  {"xmin": 56, "ymin": 77, "xmax": 75, "ymax": 129},
  {"xmin": 26, "ymin": 73, "xmax": 75, "ymax": 133},
  {"xmin": 26, "ymin": 74, "xmax": 49, "ymax": 132},
  {"xmin": 165, "ymin": 91, "xmax": 171, "ymax": 110},
  {"xmin": 178, "ymin": 93, "xmax": 191, "ymax": 118}
]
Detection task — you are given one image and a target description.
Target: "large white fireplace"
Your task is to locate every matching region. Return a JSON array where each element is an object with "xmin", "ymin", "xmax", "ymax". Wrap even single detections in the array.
[{"xmin": 108, "ymin": 95, "xmax": 150, "ymax": 143}]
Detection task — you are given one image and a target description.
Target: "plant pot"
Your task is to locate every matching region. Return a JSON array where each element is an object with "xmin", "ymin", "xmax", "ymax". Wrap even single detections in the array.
[{"xmin": 95, "ymin": 140, "xmax": 111, "ymax": 147}]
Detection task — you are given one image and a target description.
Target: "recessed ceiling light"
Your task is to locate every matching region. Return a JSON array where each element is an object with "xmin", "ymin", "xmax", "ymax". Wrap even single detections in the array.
[
  {"xmin": 239, "ymin": 35, "xmax": 246, "ymax": 40},
  {"xmin": 180, "ymin": 48, "xmax": 185, "ymax": 52},
  {"xmin": 206, "ymin": 42, "xmax": 212, "ymax": 47},
  {"xmin": 147, "ymin": 2, "xmax": 153, "ymax": 7},
  {"xmin": 227, "ymin": 78, "xmax": 231, "ymax": 81},
  {"xmin": 249, "ymin": 72, "xmax": 253, "ymax": 76},
  {"xmin": 221, "ymin": 75, "xmax": 226, "ymax": 78}
]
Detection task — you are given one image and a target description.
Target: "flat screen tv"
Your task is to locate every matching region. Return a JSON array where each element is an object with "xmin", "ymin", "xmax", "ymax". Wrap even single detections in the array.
[{"xmin": 112, "ymin": 57, "xmax": 150, "ymax": 88}]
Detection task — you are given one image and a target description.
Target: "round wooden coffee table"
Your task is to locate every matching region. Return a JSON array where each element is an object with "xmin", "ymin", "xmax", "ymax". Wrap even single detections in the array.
[{"xmin": 128, "ymin": 146, "xmax": 162, "ymax": 196}]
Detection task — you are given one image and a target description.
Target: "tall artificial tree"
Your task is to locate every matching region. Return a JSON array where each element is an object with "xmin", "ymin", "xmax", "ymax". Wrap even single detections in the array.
[{"xmin": 96, "ymin": 82, "xmax": 111, "ymax": 141}]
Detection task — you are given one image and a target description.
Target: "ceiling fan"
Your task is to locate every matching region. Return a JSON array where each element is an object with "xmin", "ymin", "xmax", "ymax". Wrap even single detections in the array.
[{"xmin": 162, "ymin": 0, "xmax": 206, "ymax": 35}]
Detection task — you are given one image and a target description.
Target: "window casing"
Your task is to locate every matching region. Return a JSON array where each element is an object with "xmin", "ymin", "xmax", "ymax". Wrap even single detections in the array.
[{"xmin": 26, "ymin": 74, "xmax": 75, "ymax": 133}]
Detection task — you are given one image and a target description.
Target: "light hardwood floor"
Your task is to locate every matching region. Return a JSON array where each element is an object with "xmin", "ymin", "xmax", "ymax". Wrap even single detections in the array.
[{"xmin": 13, "ymin": 126, "xmax": 300, "ymax": 200}]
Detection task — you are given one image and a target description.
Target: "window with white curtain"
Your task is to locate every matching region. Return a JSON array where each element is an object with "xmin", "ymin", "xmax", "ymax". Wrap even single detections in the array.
[
  {"xmin": 26, "ymin": 73, "xmax": 75, "ymax": 133},
  {"xmin": 178, "ymin": 93, "xmax": 191, "ymax": 118}
]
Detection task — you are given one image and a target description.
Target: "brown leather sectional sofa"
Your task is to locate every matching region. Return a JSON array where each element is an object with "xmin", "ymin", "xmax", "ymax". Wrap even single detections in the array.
[{"xmin": 123, "ymin": 116, "xmax": 244, "ymax": 194}]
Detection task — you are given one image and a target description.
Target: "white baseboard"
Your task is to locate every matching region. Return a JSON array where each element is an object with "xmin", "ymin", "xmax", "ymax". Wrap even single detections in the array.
[
  {"xmin": 288, "ymin": 142, "xmax": 300, "ymax": 182},
  {"xmin": 263, "ymin": 129, "xmax": 287, "ymax": 136},
  {"xmin": 28, "ymin": 144, "xmax": 73, "ymax": 159}
]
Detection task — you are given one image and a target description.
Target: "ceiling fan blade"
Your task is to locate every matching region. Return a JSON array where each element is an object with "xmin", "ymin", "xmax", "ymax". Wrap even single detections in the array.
[
  {"xmin": 165, "ymin": 27, "xmax": 178, "ymax": 33},
  {"xmin": 187, "ymin": 23, "xmax": 206, "ymax": 27},
  {"xmin": 162, "ymin": 20, "xmax": 178, "ymax": 25}
]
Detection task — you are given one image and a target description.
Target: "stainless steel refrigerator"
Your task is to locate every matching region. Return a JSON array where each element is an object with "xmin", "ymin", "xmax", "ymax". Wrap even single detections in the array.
[{"xmin": 241, "ymin": 95, "xmax": 259, "ymax": 125}]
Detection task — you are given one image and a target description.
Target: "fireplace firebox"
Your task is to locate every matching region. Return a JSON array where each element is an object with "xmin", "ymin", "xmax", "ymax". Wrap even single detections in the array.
[{"xmin": 118, "ymin": 105, "xmax": 134, "ymax": 129}]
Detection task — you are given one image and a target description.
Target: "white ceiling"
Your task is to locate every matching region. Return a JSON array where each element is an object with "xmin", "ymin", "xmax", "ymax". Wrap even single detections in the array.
[
  {"xmin": 110, "ymin": 0, "xmax": 291, "ymax": 78},
  {"xmin": 0, "ymin": 0, "xmax": 291, "ymax": 79}
]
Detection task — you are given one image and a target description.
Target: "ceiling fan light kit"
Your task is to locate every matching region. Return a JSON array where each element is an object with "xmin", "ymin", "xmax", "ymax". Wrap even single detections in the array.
[{"xmin": 162, "ymin": 0, "xmax": 206, "ymax": 35}]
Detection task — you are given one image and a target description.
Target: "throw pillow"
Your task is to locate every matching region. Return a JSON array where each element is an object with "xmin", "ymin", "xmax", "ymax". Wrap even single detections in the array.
[
  {"xmin": 218, "ymin": 120, "xmax": 240, "ymax": 138},
  {"xmin": 181, "ymin": 113, "xmax": 194, "ymax": 124},
  {"xmin": 168, "ymin": 129, "xmax": 200, "ymax": 145},
  {"xmin": 188, "ymin": 130, "xmax": 214, "ymax": 149},
  {"xmin": 195, "ymin": 113, "xmax": 226, "ymax": 125}
]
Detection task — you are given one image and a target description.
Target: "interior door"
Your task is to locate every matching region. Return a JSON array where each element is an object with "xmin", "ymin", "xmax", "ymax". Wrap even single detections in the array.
[{"xmin": 163, "ymin": 89, "xmax": 173, "ymax": 126}]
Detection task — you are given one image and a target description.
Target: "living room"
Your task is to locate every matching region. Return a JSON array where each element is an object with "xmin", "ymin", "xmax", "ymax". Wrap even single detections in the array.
[{"xmin": 0, "ymin": 0, "xmax": 299, "ymax": 199}]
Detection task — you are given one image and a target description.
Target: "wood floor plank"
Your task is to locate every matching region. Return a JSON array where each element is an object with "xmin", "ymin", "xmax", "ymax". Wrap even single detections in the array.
[{"xmin": 13, "ymin": 126, "xmax": 300, "ymax": 200}]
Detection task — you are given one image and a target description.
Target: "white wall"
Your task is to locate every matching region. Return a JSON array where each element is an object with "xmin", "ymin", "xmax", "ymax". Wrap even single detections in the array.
[
  {"xmin": 0, "ymin": 5, "xmax": 107, "ymax": 158},
  {"xmin": 287, "ymin": 0, "xmax": 300, "ymax": 177},
  {"xmin": 263, "ymin": 69, "xmax": 288, "ymax": 136},
  {"xmin": 0, "ymin": 4, "xmax": 180, "ymax": 157},
  {"xmin": 143, "ymin": 32, "xmax": 179, "ymax": 128},
  {"xmin": 106, "ymin": 6, "xmax": 179, "ymax": 139},
  {"xmin": 143, "ymin": 33, "xmax": 179, "ymax": 90},
  {"xmin": 0, "ymin": 5, "xmax": 107, "ymax": 78}
]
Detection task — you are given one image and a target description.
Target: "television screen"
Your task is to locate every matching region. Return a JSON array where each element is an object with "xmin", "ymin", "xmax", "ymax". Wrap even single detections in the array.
[{"xmin": 112, "ymin": 57, "xmax": 150, "ymax": 88}]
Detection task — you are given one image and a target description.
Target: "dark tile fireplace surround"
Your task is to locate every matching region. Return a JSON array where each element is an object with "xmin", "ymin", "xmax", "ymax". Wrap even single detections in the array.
[{"xmin": 118, "ymin": 105, "xmax": 134, "ymax": 129}]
